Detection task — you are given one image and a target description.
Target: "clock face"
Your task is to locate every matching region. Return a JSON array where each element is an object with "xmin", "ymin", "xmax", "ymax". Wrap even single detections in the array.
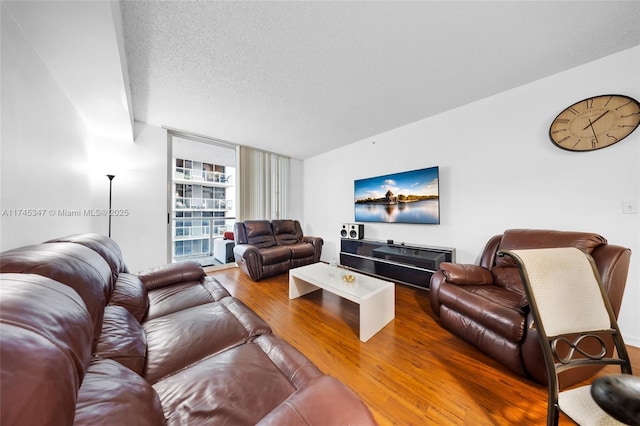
[{"xmin": 549, "ymin": 95, "xmax": 640, "ymax": 152}]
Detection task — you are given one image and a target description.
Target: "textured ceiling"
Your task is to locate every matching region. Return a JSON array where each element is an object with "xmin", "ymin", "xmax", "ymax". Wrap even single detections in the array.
[{"xmin": 121, "ymin": 1, "xmax": 640, "ymax": 159}]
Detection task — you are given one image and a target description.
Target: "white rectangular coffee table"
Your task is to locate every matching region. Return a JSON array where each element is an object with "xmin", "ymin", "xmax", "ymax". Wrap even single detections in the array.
[{"xmin": 289, "ymin": 262, "xmax": 395, "ymax": 342}]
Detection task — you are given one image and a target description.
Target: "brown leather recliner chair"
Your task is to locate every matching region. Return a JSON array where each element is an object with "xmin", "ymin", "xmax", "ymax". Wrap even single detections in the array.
[
  {"xmin": 429, "ymin": 229, "xmax": 631, "ymax": 387},
  {"xmin": 234, "ymin": 220, "xmax": 323, "ymax": 281}
]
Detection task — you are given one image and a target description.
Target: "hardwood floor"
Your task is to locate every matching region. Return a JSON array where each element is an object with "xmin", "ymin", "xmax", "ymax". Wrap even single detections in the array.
[{"xmin": 208, "ymin": 266, "xmax": 640, "ymax": 425}]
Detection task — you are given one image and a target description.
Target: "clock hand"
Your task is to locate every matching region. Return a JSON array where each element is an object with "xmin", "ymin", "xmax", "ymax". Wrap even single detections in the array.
[
  {"xmin": 582, "ymin": 110, "xmax": 609, "ymax": 130},
  {"xmin": 588, "ymin": 118, "xmax": 599, "ymax": 147}
]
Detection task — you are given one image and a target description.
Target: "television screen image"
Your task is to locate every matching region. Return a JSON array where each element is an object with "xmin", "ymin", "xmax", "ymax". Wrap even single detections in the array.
[{"xmin": 354, "ymin": 166, "xmax": 440, "ymax": 224}]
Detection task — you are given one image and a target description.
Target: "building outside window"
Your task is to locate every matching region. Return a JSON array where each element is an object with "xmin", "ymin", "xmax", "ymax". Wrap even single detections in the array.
[{"xmin": 171, "ymin": 136, "xmax": 237, "ymax": 266}]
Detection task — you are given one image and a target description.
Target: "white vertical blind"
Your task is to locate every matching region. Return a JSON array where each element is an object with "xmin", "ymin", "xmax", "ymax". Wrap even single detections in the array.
[{"xmin": 238, "ymin": 146, "xmax": 289, "ymax": 221}]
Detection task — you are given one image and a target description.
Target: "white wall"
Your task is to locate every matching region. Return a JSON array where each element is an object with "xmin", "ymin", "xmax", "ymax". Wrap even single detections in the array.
[
  {"xmin": 87, "ymin": 123, "xmax": 168, "ymax": 272},
  {"xmin": 1, "ymin": 5, "xmax": 169, "ymax": 273},
  {"xmin": 303, "ymin": 46, "xmax": 640, "ymax": 346},
  {"xmin": 1, "ymin": 3, "xmax": 94, "ymax": 248}
]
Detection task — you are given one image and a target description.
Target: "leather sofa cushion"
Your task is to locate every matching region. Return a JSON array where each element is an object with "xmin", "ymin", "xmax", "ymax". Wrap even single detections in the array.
[
  {"xmin": 145, "ymin": 277, "xmax": 231, "ymax": 321},
  {"xmin": 143, "ymin": 297, "xmax": 272, "ymax": 384},
  {"xmin": 243, "ymin": 220, "xmax": 277, "ymax": 248},
  {"xmin": 289, "ymin": 243, "xmax": 315, "ymax": 259},
  {"xmin": 253, "ymin": 334, "xmax": 324, "ymax": 387},
  {"xmin": 272, "ymin": 220, "xmax": 303, "ymax": 245},
  {"xmin": 95, "ymin": 306, "xmax": 147, "ymax": 375},
  {"xmin": 153, "ymin": 334, "xmax": 324, "ymax": 425},
  {"xmin": 0, "ymin": 273, "xmax": 94, "ymax": 425},
  {"xmin": 138, "ymin": 260, "xmax": 205, "ymax": 291},
  {"xmin": 492, "ymin": 265, "xmax": 528, "ymax": 294},
  {"xmin": 109, "ymin": 273, "xmax": 148, "ymax": 322},
  {"xmin": 437, "ymin": 283, "xmax": 527, "ymax": 342},
  {"xmin": 74, "ymin": 359, "xmax": 165, "ymax": 426},
  {"xmin": 256, "ymin": 376, "xmax": 377, "ymax": 426},
  {"xmin": 258, "ymin": 245, "xmax": 292, "ymax": 265}
]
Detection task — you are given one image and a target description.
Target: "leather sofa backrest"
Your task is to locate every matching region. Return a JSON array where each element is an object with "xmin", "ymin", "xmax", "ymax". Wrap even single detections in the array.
[
  {"xmin": 0, "ymin": 242, "xmax": 114, "ymax": 342},
  {"xmin": 237, "ymin": 220, "xmax": 277, "ymax": 248},
  {"xmin": 491, "ymin": 229, "xmax": 608, "ymax": 293},
  {"xmin": 1, "ymin": 237, "xmax": 166, "ymax": 425},
  {"xmin": 588, "ymin": 244, "xmax": 631, "ymax": 318},
  {"xmin": 45, "ymin": 233, "xmax": 128, "ymax": 284},
  {"xmin": 272, "ymin": 220, "xmax": 304, "ymax": 245},
  {"xmin": 0, "ymin": 273, "xmax": 94, "ymax": 425},
  {"xmin": 495, "ymin": 229, "xmax": 607, "ymax": 267}
]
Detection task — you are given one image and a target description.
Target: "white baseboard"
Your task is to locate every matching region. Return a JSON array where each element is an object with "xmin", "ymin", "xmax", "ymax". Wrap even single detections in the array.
[{"xmin": 623, "ymin": 335, "xmax": 640, "ymax": 349}]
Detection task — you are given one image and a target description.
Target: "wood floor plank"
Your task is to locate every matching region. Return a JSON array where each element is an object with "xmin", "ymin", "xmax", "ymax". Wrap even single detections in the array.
[{"xmin": 208, "ymin": 266, "xmax": 640, "ymax": 425}]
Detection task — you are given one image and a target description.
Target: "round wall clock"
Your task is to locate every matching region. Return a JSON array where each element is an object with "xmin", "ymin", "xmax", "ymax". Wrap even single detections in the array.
[{"xmin": 549, "ymin": 94, "xmax": 640, "ymax": 152}]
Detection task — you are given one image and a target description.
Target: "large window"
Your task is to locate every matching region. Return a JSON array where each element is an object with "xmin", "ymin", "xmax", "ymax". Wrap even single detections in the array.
[
  {"xmin": 168, "ymin": 132, "xmax": 290, "ymax": 267},
  {"xmin": 169, "ymin": 133, "xmax": 236, "ymax": 266}
]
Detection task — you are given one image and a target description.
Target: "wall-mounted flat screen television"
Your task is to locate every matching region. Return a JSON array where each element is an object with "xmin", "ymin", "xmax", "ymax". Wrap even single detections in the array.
[{"xmin": 354, "ymin": 166, "xmax": 440, "ymax": 224}]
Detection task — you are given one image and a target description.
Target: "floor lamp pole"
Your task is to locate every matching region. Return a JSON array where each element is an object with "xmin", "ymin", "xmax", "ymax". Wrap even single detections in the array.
[{"xmin": 107, "ymin": 174, "xmax": 115, "ymax": 237}]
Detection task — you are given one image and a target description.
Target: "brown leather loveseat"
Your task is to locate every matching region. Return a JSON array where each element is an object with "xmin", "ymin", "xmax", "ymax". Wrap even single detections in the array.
[
  {"xmin": 429, "ymin": 229, "xmax": 631, "ymax": 387},
  {"xmin": 234, "ymin": 219, "xmax": 323, "ymax": 281},
  {"xmin": 0, "ymin": 233, "xmax": 375, "ymax": 425}
]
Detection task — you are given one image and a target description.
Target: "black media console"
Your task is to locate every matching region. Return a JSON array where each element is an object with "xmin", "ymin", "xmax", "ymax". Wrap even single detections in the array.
[{"xmin": 339, "ymin": 239, "xmax": 455, "ymax": 290}]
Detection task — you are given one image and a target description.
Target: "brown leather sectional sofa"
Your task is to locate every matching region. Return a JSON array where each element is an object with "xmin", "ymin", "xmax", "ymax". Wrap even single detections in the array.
[
  {"xmin": 429, "ymin": 229, "xmax": 631, "ymax": 388},
  {"xmin": 234, "ymin": 219, "xmax": 323, "ymax": 281},
  {"xmin": 0, "ymin": 233, "xmax": 375, "ymax": 425}
]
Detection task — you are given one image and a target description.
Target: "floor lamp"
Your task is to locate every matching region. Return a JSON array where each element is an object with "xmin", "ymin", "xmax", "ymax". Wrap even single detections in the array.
[{"xmin": 107, "ymin": 174, "xmax": 115, "ymax": 237}]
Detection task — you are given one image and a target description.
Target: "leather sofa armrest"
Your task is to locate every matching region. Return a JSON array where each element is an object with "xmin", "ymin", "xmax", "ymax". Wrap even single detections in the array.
[
  {"xmin": 256, "ymin": 376, "xmax": 376, "ymax": 425},
  {"xmin": 233, "ymin": 244, "xmax": 265, "ymax": 281},
  {"xmin": 233, "ymin": 243, "xmax": 261, "ymax": 260},
  {"xmin": 137, "ymin": 261, "xmax": 205, "ymax": 290},
  {"xmin": 302, "ymin": 236, "xmax": 323, "ymax": 246},
  {"xmin": 440, "ymin": 263, "xmax": 494, "ymax": 285},
  {"xmin": 301, "ymin": 236, "xmax": 323, "ymax": 262}
]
